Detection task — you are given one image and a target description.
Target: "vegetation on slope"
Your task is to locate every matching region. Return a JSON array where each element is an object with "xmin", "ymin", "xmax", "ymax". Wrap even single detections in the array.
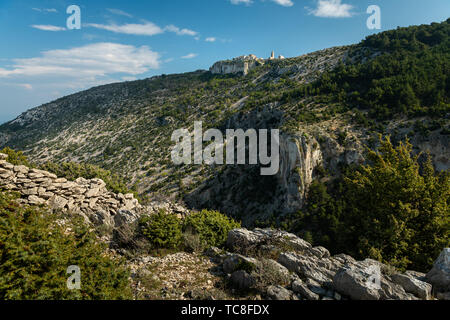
[
  {"xmin": 315, "ymin": 18, "xmax": 450, "ymax": 120},
  {"xmin": 289, "ymin": 136, "xmax": 449, "ymax": 272},
  {"xmin": 0, "ymin": 192, "xmax": 132, "ymax": 299},
  {"xmin": 139, "ymin": 209, "xmax": 241, "ymax": 252}
]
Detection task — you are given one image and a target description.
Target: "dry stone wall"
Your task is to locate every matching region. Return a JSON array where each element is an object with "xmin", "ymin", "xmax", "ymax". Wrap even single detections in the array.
[{"xmin": 0, "ymin": 153, "xmax": 141, "ymax": 219}]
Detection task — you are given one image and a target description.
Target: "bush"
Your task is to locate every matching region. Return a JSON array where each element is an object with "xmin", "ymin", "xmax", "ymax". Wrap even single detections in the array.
[
  {"xmin": 0, "ymin": 147, "xmax": 32, "ymax": 167},
  {"xmin": 39, "ymin": 161, "xmax": 136, "ymax": 197},
  {"xmin": 0, "ymin": 192, "xmax": 132, "ymax": 300},
  {"xmin": 139, "ymin": 210, "xmax": 183, "ymax": 249},
  {"xmin": 183, "ymin": 210, "xmax": 241, "ymax": 248}
]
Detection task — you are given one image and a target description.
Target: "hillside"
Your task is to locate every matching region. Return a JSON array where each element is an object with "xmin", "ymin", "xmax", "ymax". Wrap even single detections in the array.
[
  {"xmin": 0, "ymin": 152, "xmax": 449, "ymax": 300},
  {"xmin": 0, "ymin": 20, "xmax": 449, "ymax": 226},
  {"xmin": 0, "ymin": 19, "xmax": 449, "ymax": 301}
]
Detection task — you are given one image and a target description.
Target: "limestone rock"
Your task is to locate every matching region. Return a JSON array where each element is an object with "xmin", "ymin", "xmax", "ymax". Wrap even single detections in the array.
[
  {"xmin": 391, "ymin": 273, "xmax": 432, "ymax": 300},
  {"xmin": 48, "ymin": 195, "xmax": 68, "ymax": 210},
  {"xmin": 426, "ymin": 248, "xmax": 450, "ymax": 293},
  {"xmin": 223, "ymin": 254, "xmax": 258, "ymax": 274},
  {"xmin": 28, "ymin": 195, "xmax": 45, "ymax": 205},
  {"xmin": 292, "ymin": 280, "xmax": 319, "ymax": 300},
  {"xmin": 227, "ymin": 228, "xmax": 311, "ymax": 252},
  {"xmin": 230, "ymin": 270, "xmax": 255, "ymax": 290},
  {"xmin": 333, "ymin": 260, "xmax": 382, "ymax": 300},
  {"xmin": 113, "ymin": 210, "xmax": 140, "ymax": 228},
  {"xmin": 266, "ymin": 285, "xmax": 293, "ymax": 300}
]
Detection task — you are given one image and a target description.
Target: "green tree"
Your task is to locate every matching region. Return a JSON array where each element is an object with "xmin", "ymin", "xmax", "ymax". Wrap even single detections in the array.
[
  {"xmin": 183, "ymin": 209, "xmax": 241, "ymax": 248},
  {"xmin": 0, "ymin": 193, "xmax": 132, "ymax": 300},
  {"xmin": 340, "ymin": 136, "xmax": 449, "ymax": 270}
]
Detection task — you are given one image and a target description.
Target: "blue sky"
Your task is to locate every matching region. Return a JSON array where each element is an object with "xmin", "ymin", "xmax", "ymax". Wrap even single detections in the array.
[{"xmin": 0, "ymin": 0, "xmax": 449, "ymax": 124}]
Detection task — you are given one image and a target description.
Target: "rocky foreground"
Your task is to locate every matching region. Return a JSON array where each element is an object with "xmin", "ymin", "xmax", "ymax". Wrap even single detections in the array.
[
  {"xmin": 129, "ymin": 228, "xmax": 449, "ymax": 300},
  {"xmin": 0, "ymin": 153, "xmax": 448, "ymax": 300}
]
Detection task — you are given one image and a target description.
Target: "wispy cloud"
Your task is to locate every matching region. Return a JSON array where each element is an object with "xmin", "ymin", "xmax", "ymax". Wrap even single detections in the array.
[
  {"xmin": 164, "ymin": 25, "xmax": 198, "ymax": 36},
  {"xmin": 230, "ymin": 0, "xmax": 253, "ymax": 5},
  {"xmin": 85, "ymin": 22, "xmax": 164, "ymax": 36},
  {"xmin": 32, "ymin": 8, "xmax": 58, "ymax": 13},
  {"xmin": 85, "ymin": 22, "xmax": 198, "ymax": 37},
  {"xmin": 106, "ymin": 8, "xmax": 133, "ymax": 18},
  {"xmin": 181, "ymin": 53, "xmax": 198, "ymax": 59},
  {"xmin": 0, "ymin": 42, "xmax": 160, "ymax": 78},
  {"xmin": 31, "ymin": 25, "xmax": 66, "ymax": 32},
  {"xmin": 18, "ymin": 83, "xmax": 33, "ymax": 90},
  {"xmin": 230, "ymin": 0, "xmax": 293, "ymax": 6},
  {"xmin": 205, "ymin": 37, "xmax": 217, "ymax": 42},
  {"xmin": 270, "ymin": 0, "xmax": 294, "ymax": 7},
  {"xmin": 307, "ymin": 0, "xmax": 354, "ymax": 18}
]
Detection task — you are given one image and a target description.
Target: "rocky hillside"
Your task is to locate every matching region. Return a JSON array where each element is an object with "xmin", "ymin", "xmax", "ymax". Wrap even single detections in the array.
[
  {"xmin": 0, "ymin": 20, "xmax": 448, "ymax": 227},
  {"xmin": 0, "ymin": 156, "xmax": 448, "ymax": 300}
]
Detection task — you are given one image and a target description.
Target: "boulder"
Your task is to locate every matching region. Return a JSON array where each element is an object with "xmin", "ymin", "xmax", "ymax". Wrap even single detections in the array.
[
  {"xmin": 333, "ymin": 260, "xmax": 382, "ymax": 300},
  {"xmin": 227, "ymin": 228, "xmax": 311, "ymax": 252},
  {"xmin": 277, "ymin": 252, "xmax": 334, "ymax": 286},
  {"xmin": 223, "ymin": 254, "xmax": 258, "ymax": 274},
  {"xmin": 391, "ymin": 273, "xmax": 432, "ymax": 300},
  {"xmin": 266, "ymin": 285, "xmax": 294, "ymax": 300},
  {"xmin": 426, "ymin": 248, "xmax": 450, "ymax": 293},
  {"xmin": 113, "ymin": 210, "xmax": 140, "ymax": 228},
  {"xmin": 230, "ymin": 270, "xmax": 255, "ymax": 290},
  {"xmin": 292, "ymin": 280, "xmax": 319, "ymax": 300}
]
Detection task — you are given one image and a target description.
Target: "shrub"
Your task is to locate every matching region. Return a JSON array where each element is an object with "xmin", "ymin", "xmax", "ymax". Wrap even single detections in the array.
[
  {"xmin": 39, "ymin": 161, "xmax": 136, "ymax": 197},
  {"xmin": 183, "ymin": 210, "xmax": 241, "ymax": 248},
  {"xmin": 139, "ymin": 210, "xmax": 183, "ymax": 249},
  {"xmin": 0, "ymin": 192, "xmax": 132, "ymax": 300},
  {"xmin": 0, "ymin": 147, "xmax": 32, "ymax": 167}
]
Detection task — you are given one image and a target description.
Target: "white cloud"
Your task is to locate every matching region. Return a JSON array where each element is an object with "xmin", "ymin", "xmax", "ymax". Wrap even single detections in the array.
[
  {"xmin": 230, "ymin": 0, "xmax": 253, "ymax": 5},
  {"xmin": 18, "ymin": 84, "xmax": 33, "ymax": 90},
  {"xmin": 31, "ymin": 25, "xmax": 66, "ymax": 31},
  {"xmin": 0, "ymin": 42, "xmax": 160, "ymax": 78},
  {"xmin": 308, "ymin": 0, "xmax": 354, "ymax": 18},
  {"xmin": 32, "ymin": 8, "xmax": 58, "ymax": 13},
  {"xmin": 181, "ymin": 53, "xmax": 198, "ymax": 59},
  {"xmin": 106, "ymin": 8, "xmax": 133, "ymax": 18},
  {"xmin": 205, "ymin": 37, "xmax": 217, "ymax": 42},
  {"xmin": 164, "ymin": 25, "xmax": 198, "ymax": 36},
  {"xmin": 85, "ymin": 22, "xmax": 164, "ymax": 36},
  {"xmin": 85, "ymin": 22, "xmax": 198, "ymax": 37},
  {"xmin": 230, "ymin": 0, "xmax": 293, "ymax": 6},
  {"xmin": 270, "ymin": 0, "xmax": 294, "ymax": 7}
]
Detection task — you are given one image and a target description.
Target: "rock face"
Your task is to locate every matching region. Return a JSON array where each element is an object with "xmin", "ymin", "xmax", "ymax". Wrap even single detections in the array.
[
  {"xmin": 210, "ymin": 54, "xmax": 264, "ymax": 76},
  {"xmin": 221, "ymin": 228, "xmax": 447, "ymax": 300}
]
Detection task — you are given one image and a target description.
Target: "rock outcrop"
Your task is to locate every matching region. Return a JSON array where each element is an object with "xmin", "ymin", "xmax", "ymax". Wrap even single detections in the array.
[
  {"xmin": 218, "ymin": 228, "xmax": 448, "ymax": 300},
  {"xmin": 426, "ymin": 248, "xmax": 450, "ymax": 294},
  {"xmin": 210, "ymin": 54, "xmax": 264, "ymax": 76}
]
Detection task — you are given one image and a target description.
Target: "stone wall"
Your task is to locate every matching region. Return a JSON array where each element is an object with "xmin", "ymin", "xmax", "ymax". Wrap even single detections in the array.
[
  {"xmin": 0, "ymin": 152, "xmax": 191, "ymax": 229},
  {"xmin": 0, "ymin": 153, "xmax": 141, "ymax": 219}
]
